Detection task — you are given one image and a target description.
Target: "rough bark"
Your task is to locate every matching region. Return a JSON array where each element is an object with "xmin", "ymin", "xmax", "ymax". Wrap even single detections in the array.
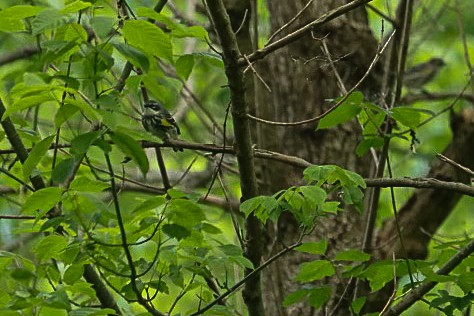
[{"xmin": 253, "ymin": 1, "xmax": 380, "ymax": 315}]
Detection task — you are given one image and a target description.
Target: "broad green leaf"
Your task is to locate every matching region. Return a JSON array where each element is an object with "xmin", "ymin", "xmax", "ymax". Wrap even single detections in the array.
[
  {"xmin": 172, "ymin": 25, "xmax": 208, "ymax": 40},
  {"xmin": 129, "ymin": 239, "xmax": 158, "ymax": 262},
  {"xmin": 70, "ymin": 131, "xmax": 100, "ymax": 156},
  {"xmin": 122, "ymin": 20, "xmax": 173, "ymax": 62},
  {"xmin": 51, "ymin": 158, "xmax": 76, "ymax": 184},
  {"xmin": 162, "ymin": 224, "xmax": 190, "ymax": 240},
  {"xmin": 351, "ymin": 296, "xmax": 367, "ymax": 315},
  {"xmin": 109, "ymin": 131, "xmax": 149, "ymax": 176},
  {"xmin": 22, "ymin": 135, "xmax": 55, "ymax": 180},
  {"xmin": 299, "ymin": 186, "xmax": 327, "ymax": 209},
  {"xmin": 363, "ymin": 262, "xmax": 395, "ymax": 291},
  {"xmin": 69, "ymin": 177, "xmax": 109, "ymax": 192},
  {"xmin": 22, "ymin": 187, "xmax": 63, "ymax": 214},
  {"xmin": 317, "ymin": 92, "xmax": 364, "ymax": 130},
  {"xmin": 307, "ymin": 286, "xmax": 332, "ymax": 309},
  {"xmin": 63, "ymin": 264, "xmax": 84, "ymax": 285},
  {"xmin": 391, "ymin": 107, "xmax": 423, "ymax": 129},
  {"xmin": 37, "ymin": 285, "xmax": 71, "ymax": 310},
  {"xmin": 3, "ymin": 94, "xmax": 56, "ymax": 119},
  {"xmin": 69, "ymin": 308, "xmax": 117, "ymax": 316},
  {"xmin": 133, "ymin": 196, "xmax": 166, "ymax": 213},
  {"xmin": 295, "ymin": 260, "xmax": 335, "ymax": 282},
  {"xmin": 113, "ymin": 43, "xmax": 150, "ymax": 72},
  {"xmin": 33, "ymin": 235, "xmax": 68, "ymax": 261},
  {"xmin": 61, "ymin": 1, "xmax": 92, "ymax": 14},
  {"xmin": 283, "ymin": 289, "xmax": 310, "ymax": 307},
  {"xmin": 335, "ymin": 249, "xmax": 371, "ymax": 262},
  {"xmin": 63, "ymin": 98, "xmax": 100, "ymax": 122},
  {"xmin": 169, "ymin": 199, "xmax": 205, "ymax": 227},
  {"xmin": 0, "ymin": 6, "xmax": 44, "ymax": 32},
  {"xmin": 295, "ymin": 240, "xmax": 327, "ymax": 255},
  {"xmin": 219, "ymin": 244, "xmax": 243, "ymax": 256},
  {"xmin": 240, "ymin": 195, "xmax": 279, "ymax": 223},
  {"xmin": 31, "ymin": 9, "xmax": 65, "ymax": 36},
  {"xmin": 176, "ymin": 55, "xmax": 195, "ymax": 79},
  {"xmin": 356, "ymin": 136, "xmax": 385, "ymax": 157}
]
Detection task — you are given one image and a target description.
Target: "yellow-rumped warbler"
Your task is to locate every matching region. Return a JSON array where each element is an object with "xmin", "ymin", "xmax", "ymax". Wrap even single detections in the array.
[
  {"xmin": 142, "ymin": 100, "xmax": 183, "ymax": 152},
  {"xmin": 404, "ymin": 58, "xmax": 445, "ymax": 89}
]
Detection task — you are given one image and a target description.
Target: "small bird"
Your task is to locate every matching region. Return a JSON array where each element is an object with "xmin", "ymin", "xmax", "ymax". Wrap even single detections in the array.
[
  {"xmin": 403, "ymin": 58, "xmax": 446, "ymax": 90},
  {"xmin": 142, "ymin": 100, "xmax": 183, "ymax": 152}
]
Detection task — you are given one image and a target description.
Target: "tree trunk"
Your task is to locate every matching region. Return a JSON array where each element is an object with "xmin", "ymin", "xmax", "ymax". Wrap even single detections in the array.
[{"xmin": 253, "ymin": 1, "xmax": 380, "ymax": 315}]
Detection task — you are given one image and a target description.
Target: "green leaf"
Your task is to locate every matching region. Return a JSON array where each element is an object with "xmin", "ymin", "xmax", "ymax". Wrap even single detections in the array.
[
  {"xmin": 51, "ymin": 158, "xmax": 76, "ymax": 184},
  {"xmin": 295, "ymin": 240, "xmax": 327, "ymax": 255},
  {"xmin": 356, "ymin": 136, "xmax": 385, "ymax": 157},
  {"xmin": 133, "ymin": 196, "xmax": 166, "ymax": 213},
  {"xmin": 3, "ymin": 94, "xmax": 56, "ymax": 119},
  {"xmin": 70, "ymin": 131, "xmax": 100, "ymax": 156},
  {"xmin": 169, "ymin": 199, "xmax": 205, "ymax": 227},
  {"xmin": 122, "ymin": 20, "xmax": 173, "ymax": 62},
  {"xmin": 55, "ymin": 104, "xmax": 80, "ymax": 128},
  {"xmin": 334, "ymin": 249, "xmax": 371, "ymax": 262},
  {"xmin": 113, "ymin": 43, "xmax": 150, "ymax": 72},
  {"xmin": 0, "ymin": 5, "xmax": 44, "ymax": 32},
  {"xmin": 22, "ymin": 187, "xmax": 63, "ymax": 215},
  {"xmin": 38, "ymin": 285, "xmax": 71, "ymax": 310},
  {"xmin": 69, "ymin": 177, "xmax": 109, "ymax": 192},
  {"xmin": 61, "ymin": 1, "xmax": 92, "ymax": 14},
  {"xmin": 391, "ymin": 107, "xmax": 422, "ymax": 129},
  {"xmin": 31, "ymin": 9, "xmax": 65, "ymax": 36},
  {"xmin": 162, "ymin": 224, "xmax": 190, "ymax": 240},
  {"xmin": 240, "ymin": 196, "xmax": 279, "ymax": 223},
  {"xmin": 317, "ymin": 92, "xmax": 364, "ymax": 130},
  {"xmin": 22, "ymin": 135, "xmax": 55, "ymax": 180},
  {"xmin": 295, "ymin": 260, "xmax": 335, "ymax": 282},
  {"xmin": 351, "ymin": 296, "xmax": 366, "ymax": 315},
  {"xmin": 63, "ymin": 98, "xmax": 100, "ymax": 122},
  {"xmin": 33, "ymin": 235, "xmax": 68, "ymax": 261},
  {"xmin": 63, "ymin": 264, "xmax": 84, "ymax": 285},
  {"xmin": 176, "ymin": 55, "xmax": 195, "ymax": 79},
  {"xmin": 307, "ymin": 286, "xmax": 332, "ymax": 309},
  {"xmin": 283, "ymin": 289, "xmax": 310, "ymax": 307},
  {"xmin": 172, "ymin": 25, "xmax": 208, "ymax": 40},
  {"xmin": 109, "ymin": 131, "xmax": 149, "ymax": 176}
]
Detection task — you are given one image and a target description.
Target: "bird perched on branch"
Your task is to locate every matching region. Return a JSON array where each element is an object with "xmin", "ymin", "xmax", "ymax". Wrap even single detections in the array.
[
  {"xmin": 142, "ymin": 100, "xmax": 183, "ymax": 152},
  {"xmin": 404, "ymin": 57, "xmax": 446, "ymax": 90}
]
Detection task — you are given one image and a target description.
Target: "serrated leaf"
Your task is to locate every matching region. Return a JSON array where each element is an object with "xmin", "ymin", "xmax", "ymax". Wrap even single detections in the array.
[
  {"xmin": 33, "ymin": 235, "xmax": 68, "ymax": 261},
  {"xmin": 22, "ymin": 135, "xmax": 55, "ymax": 180},
  {"xmin": 335, "ymin": 249, "xmax": 371, "ymax": 262},
  {"xmin": 122, "ymin": 20, "xmax": 173, "ymax": 62},
  {"xmin": 295, "ymin": 240, "xmax": 327, "ymax": 255},
  {"xmin": 295, "ymin": 260, "xmax": 335, "ymax": 282},
  {"xmin": 109, "ymin": 131, "xmax": 149, "ymax": 176},
  {"xmin": 22, "ymin": 187, "xmax": 63, "ymax": 214},
  {"xmin": 240, "ymin": 196, "xmax": 279, "ymax": 223}
]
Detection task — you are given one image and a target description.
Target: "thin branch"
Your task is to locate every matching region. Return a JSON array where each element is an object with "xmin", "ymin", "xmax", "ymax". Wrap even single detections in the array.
[
  {"xmin": 246, "ymin": 30, "xmax": 395, "ymax": 126},
  {"xmin": 266, "ymin": 0, "xmax": 315, "ymax": 44},
  {"xmin": 382, "ymin": 237, "xmax": 474, "ymax": 315},
  {"xmin": 0, "ymin": 46, "xmax": 40, "ymax": 67},
  {"xmin": 237, "ymin": 0, "xmax": 374, "ymax": 66},
  {"xmin": 436, "ymin": 153, "xmax": 474, "ymax": 178}
]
